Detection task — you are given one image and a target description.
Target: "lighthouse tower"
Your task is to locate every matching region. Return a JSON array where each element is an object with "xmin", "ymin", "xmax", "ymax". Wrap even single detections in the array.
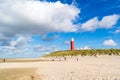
[{"xmin": 70, "ymin": 38, "xmax": 74, "ymax": 51}]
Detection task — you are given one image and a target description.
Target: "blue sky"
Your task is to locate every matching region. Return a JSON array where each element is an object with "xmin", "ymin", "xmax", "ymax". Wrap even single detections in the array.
[{"xmin": 0, "ymin": 0, "xmax": 120, "ymax": 58}]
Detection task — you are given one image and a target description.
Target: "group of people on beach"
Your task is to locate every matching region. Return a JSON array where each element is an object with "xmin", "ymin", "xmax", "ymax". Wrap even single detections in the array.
[{"xmin": 52, "ymin": 57, "xmax": 79, "ymax": 61}]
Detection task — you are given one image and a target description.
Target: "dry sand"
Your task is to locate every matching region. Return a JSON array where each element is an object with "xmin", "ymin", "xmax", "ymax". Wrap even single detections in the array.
[{"xmin": 0, "ymin": 55, "xmax": 120, "ymax": 80}]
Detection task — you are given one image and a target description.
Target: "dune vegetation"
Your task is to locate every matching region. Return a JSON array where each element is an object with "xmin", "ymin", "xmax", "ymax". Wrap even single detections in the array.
[{"xmin": 44, "ymin": 49, "xmax": 120, "ymax": 57}]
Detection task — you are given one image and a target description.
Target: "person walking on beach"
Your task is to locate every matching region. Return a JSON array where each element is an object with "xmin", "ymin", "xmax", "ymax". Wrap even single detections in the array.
[
  {"xmin": 3, "ymin": 59, "xmax": 5, "ymax": 62},
  {"xmin": 76, "ymin": 58, "xmax": 78, "ymax": 61},
  {"xmin": 52, "ymin": 59, "xmax": 54, "ymax": 61},
  {"xmin": 64, "ymin": 57, "xmax": 66, "ymax": 61}
]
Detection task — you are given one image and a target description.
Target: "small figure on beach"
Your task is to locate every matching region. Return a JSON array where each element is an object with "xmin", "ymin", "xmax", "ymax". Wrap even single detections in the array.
[
  {"xmin": 76, "ymin": 58, "xmax": 78, "ymax": 61},
  {"xmin": 3, "ymin": 59, "xmax": 5, "ymax": 62},
  {"xmin": 64, "ymin": 57, "xmax": 66, "ymax": 61},
  {"xmin": 52, "ymin": 59, "xmax": 54, "ymax": 61}
]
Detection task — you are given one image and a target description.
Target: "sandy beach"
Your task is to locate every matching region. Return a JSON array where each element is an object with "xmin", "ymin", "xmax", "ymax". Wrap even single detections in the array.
[{"xmin": 0, "ymin": 55, "xmax": 120, "ymax": 80}]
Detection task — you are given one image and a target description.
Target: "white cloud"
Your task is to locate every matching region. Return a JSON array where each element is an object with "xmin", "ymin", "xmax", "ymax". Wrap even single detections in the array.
[
  {"xmin": 115, "ymin": 29, "xmax": 120, "ymax": 34},
  {"xmin": 0, "ymin": 34, "xmax": 59, "ymax": 56},
  {"xmin": 80, "ymin": 46, "xmax": 91, "ymax": 50},
  {"xmin": 99, "ymin": 14, "xmax": 120, "ymax": 28},
  {"xmin": 103, "ymin": 39, "xmax": 117, "ymax": 46},
  {"xmin": 81, "ymin": 17, "xmax": 99, "ymax": 31},
  {"xmin": 10, "ymin": 35, "xmax": 32, "ymax": 47},
  {"xmin": 0, "ymin": 0, "xmax": 80, "ymax": 42},
  {"xmin": 0, "ymin": 35, "xmax": 32, "ymax": 55},
  {"xmin": 81, "ymin": 14, "xmax": 120, "ymax": 31},
  {"xmin": 0, "ymin": 0, "xmax": 80, "ymax": 56},
  {"xmin": 64, "ymin": 40, "xmax": 70, "ymax": 44}
]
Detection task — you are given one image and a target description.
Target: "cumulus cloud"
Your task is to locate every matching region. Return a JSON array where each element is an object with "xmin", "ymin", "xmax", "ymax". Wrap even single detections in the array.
[
  {"xmin": 81, "ymin": 17, "xmax": 99, "ymax": 31},
  {"xmin": 10, "ymin": 35, "xmax": 32, "ymax": 47},
  {"xmin": 0, "ymin": 0, "xmax": 80, "ymax": 43},
  {"xmin": 81, "ymin": 14, "xmax": 120, "ymax": 31},
  {"xmin": 80, "ymin": 46, "xmax": 91, "ymax": 50},
  {"xmin": 0, "ymin": 35, "xmax": 32, "ymax": 55},
  {"xmin": 99, "ymin": 14, "xmax": 120, "ymax": 28},
  {"xmin": 103, "ymin": 39, "xmax": 117, "ymax": 46},
  {"xmin": 0, "ymin": 0, "xmax": 80, "ymax": 57}
]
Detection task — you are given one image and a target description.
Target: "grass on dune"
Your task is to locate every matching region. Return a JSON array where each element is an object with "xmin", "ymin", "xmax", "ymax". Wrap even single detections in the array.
[{"xmin": 43, "ymin": 49, "xmax": 120, "ymax": 57}]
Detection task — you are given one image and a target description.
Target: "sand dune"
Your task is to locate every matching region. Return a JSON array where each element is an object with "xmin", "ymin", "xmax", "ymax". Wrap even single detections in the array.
[{"xmin": 0, "ymin": 55, "xmax": 120, "ymax": 80}]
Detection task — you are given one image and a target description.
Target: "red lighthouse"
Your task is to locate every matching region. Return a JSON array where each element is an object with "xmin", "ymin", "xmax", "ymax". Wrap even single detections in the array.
[{"xmin": 70, "ymin": 38, "xmax": 74, "ymax": 51}]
